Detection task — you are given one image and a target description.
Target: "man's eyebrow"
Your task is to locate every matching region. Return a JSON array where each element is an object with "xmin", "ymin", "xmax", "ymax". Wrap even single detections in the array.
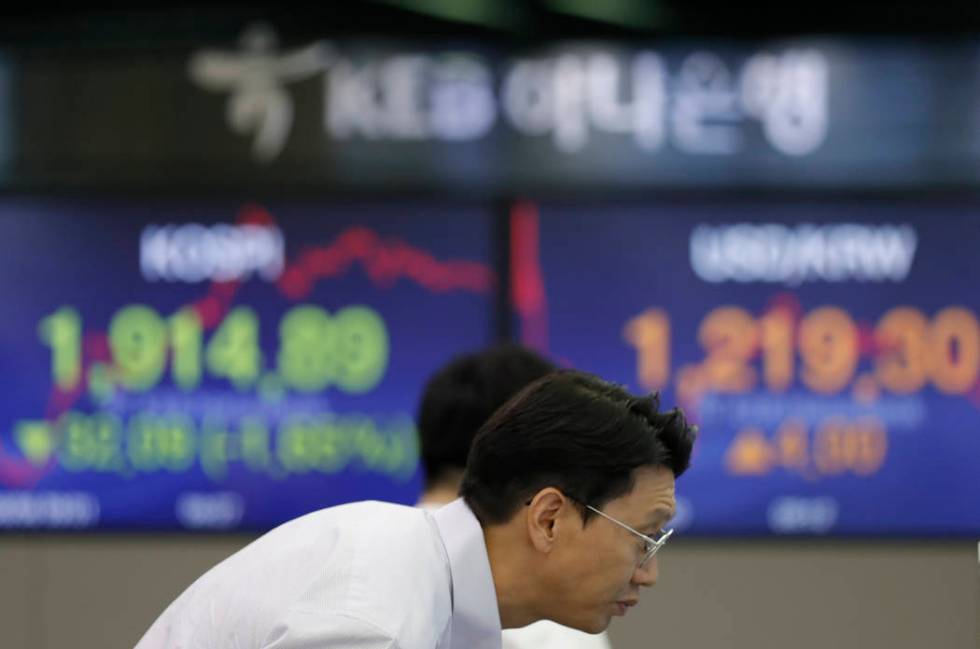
[{"xmin": 646, "ymin": 506, "xmax": 675, "ymax": 529}]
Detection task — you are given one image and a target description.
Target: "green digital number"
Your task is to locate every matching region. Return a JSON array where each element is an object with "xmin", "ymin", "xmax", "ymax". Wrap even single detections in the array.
[
  {"xmin": 56, "ymin": 301, "xmax": 387, "ymax": 399},
  {"xmin": 39, "ymin": 307, "xmax": 82, "ymax": 391},
  {"xmin": 273, "ymin": 415, "xmax": 416, "ymax": 479},
  {"xmin": 240, "ymin": 418, "xmax": 272, "ymax": 471},
  {"xmin": 333, "ymin": 306, "xmax": 389, "ymax": 394},
  {"xmin": 109, "ymin": 305, "xmax": 167, "ymax": 391},
  {"xmin": 61, "ymin": 412, "xmax": 97, "ymax": 472},
  {"xmin": 277, "ymin": 305, "xmax": 336, "ymax": 392},
  {"xmin": 127, "ymin": 414, "xmax": 195, "ymax": 472},
  {"xmin": 276, "ymin": 419, "xmax": 316, "ymax": 473},
  {"xmin": 161, "ymin": 421, "xmax": 196, "ymax": 471},
  {"xmin": 200, "ymin": 420, "xmax": 230, "ymax": 481},
  {"xmin": 58, "ymin": 412, "xmax": 122, "ymax": 472},
  {"xmin": 205, "ymin": 307, "xmax": 261, "ymax": 389},
  {"xmin": 277, "ymin": 305, "xmax": 389, "ymax": 394},
  {"xmin": 169, "ymin": 307, "xmax": 203, "ymax": 390},
  {"xmin": 126, "ymin": 415, "xmax": 159, "ymax": 472}
]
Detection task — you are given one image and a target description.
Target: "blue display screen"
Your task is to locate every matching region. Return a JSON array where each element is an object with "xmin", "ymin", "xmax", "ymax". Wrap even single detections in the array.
[
  {"xmin": 0, "ymin": 199, "xmax": 495, "ymax": 530},
  {"xmin": 520, "ymin": 199, "xmax": 980, "ymax": 536}
]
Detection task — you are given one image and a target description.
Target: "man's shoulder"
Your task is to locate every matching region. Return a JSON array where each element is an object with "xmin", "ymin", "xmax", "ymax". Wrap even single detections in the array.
[
  {"xmin": 135, "ymin": 501, "xmax": 446, "ymax": 649},
  {"xmin": 256, "ymin": 500, "xmax": 451, "ymax": 646},
  {"xmin": 216, "ymin": 500, "xmax": 438, "ymax": 593},
  {"xmin": 310, "ymin": 499, "xmax": 422, "ymax": 519},
  {"xmin": 340, "ymin": 500, "xmax": 448, "ymax": 575},
  {"xmin": 275, "ymin": 500, "xmax": 428, "ymax": 534},
  {"xmin": 332, "ymin": 502, "xmax": 453, "ymax": 649}
]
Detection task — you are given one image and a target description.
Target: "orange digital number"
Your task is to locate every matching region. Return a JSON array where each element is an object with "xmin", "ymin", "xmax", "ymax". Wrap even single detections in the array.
[
  {"xmin": 851, "ymin": 419, "xmax": 888, "ymax": 475},
  {"xmin": 759, "ymin": 309, "xmax": 794, "ymax": 392},
  {"xmin": 775, "ymin": 419, "xmax": 808, "ymax": 470},
  {"xmin": 813, "ymin": 418, "xmax": 848, "ymax": 475},
  {"xmin": 623, "ymin": 309, "xmax": 670, "ymax": 391},
  {"xmin": 727, "ymin": 418, "xmax": 887, "ymax": 478},
  {"xmin": 798, "ymin": 307, "xmax": 858, "ymax": 394},
  {"xmin": 698, "ymin": 306, "xmax": 758, "ymax": 392},
  {"xmin": 814, "ymin": 418, "xmax": 887, "ymax": 476},
  {"xmin": 874, "ymin": 307, "xmax": 929, "ymax": 394},
  {"xmin": 928, "ymin": 307, "xmax": 980, "ymax": 395}
]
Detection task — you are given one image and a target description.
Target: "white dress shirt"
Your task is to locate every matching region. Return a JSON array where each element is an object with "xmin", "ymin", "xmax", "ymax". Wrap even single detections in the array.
[{"xmin": 134, "ymin": 499, "xmax": 502, "ymax": 649}]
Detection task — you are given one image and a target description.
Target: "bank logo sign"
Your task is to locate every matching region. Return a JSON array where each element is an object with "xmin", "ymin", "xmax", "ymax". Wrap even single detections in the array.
[{"xmin": 189, "ymin": 24, "xmax": 830, "ymax": 163}]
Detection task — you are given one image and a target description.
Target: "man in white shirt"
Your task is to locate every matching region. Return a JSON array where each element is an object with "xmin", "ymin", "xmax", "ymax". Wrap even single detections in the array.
[
  {"xmin": 135, "ymin": 369, "xmax": 697, "ymax": 649},
  {"xmin": 416, "ymin": 343, "xmax": 612, "ymax": 649}
]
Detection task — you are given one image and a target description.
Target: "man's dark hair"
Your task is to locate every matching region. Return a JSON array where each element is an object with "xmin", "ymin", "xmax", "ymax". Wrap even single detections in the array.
[
  {"xmin": 460, "ymin": 370, "xmax": 696, "ymax": 525},
  {"xmin": 417, "ymin": 343, "xmax": 556, "ymax": 489}
]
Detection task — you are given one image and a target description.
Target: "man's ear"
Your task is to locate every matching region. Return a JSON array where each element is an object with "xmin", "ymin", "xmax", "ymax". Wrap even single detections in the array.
[{"xmin": 525, "ymin": 488, "xmax": 568, "ymax": 554}]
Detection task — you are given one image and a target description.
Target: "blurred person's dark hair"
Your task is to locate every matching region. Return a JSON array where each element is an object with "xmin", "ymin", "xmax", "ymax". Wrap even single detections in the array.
[
  {"xmin": 461, "ymin": 370, "xmax": 696, "ymax": 525},
  {"xmin": 417, "ymin": 342, "xmax": 556, "ymax": 490}
]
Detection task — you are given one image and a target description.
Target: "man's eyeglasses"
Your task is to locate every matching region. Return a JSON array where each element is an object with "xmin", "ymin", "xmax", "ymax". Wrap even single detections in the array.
[
  {"xmin": 583, "ymin": 505, "xmax": 673, "ymax": 569},
  {"xmin": 527, "ymin": 495, "xmax": 674, "ymax": 568}
]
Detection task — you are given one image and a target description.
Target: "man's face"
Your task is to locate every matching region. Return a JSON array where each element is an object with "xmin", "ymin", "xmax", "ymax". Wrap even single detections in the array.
[{"xmin": 545, "ymin": 465, "xmax": 677, "ymax": 633}]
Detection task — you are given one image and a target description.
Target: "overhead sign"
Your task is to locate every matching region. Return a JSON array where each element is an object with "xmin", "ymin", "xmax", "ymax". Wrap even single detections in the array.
[{"xmin": 11, "ymin": 28, "xmax": 980, "ymax": 189}]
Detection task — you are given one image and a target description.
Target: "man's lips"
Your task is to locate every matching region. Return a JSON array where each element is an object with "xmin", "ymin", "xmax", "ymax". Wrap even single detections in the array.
[{"xmin": 613, "ymin": 599, "xmax": 639, "ymax": 616}]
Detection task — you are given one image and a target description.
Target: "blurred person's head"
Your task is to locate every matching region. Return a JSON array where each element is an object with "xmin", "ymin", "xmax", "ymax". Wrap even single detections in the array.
[
  {"xmin": 461, "ymin": 370, "xmax": 696, "ymax": 633},
  {"xmin": 416, "ymin": 342, "xmax": 556, "ymax": 504}
]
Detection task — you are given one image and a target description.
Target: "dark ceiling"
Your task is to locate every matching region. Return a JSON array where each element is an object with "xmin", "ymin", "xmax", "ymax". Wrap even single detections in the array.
[{"xmin": 1, "ymin": 0, "xmax": 979, "ymax": 49}]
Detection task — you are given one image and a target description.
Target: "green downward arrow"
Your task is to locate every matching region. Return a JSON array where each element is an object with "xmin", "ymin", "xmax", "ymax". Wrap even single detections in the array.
[{"xmin": 15, "ymin": 421, "xmax": 55, "ymax": 466}]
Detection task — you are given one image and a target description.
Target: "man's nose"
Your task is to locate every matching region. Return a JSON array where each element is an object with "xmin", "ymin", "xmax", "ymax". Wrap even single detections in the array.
[{"xmin": 632, "ymin": 555, "xmax": 658, "ymax": 587}]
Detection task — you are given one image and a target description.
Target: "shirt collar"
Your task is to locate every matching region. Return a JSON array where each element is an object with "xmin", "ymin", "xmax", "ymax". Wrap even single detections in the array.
[{"xmin": 432, "ymin": 498, "xmax": 502, "ymax": 649}]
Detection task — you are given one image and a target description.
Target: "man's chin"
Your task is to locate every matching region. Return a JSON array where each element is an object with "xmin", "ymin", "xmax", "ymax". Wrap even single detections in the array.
[
  {"xmin": 550, "ymin": 609, "xmax": 612, "ymax": 634},
  {"xmin": 574, "ymin": 613, "xmax": 612, "ymax": 635}
]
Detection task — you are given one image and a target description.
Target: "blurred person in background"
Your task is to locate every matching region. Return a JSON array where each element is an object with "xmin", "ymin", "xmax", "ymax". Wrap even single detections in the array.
[
  {"xmin": 416, "ymin": 344, "xmax": 555, "ymax": 509},
  {"xmin": 416, "ymin": 343, "xmax": 614, "ymax": 648},
  {"xmin": 135, "ymin": 369, "xmax": 695, "ymax": 649}
]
